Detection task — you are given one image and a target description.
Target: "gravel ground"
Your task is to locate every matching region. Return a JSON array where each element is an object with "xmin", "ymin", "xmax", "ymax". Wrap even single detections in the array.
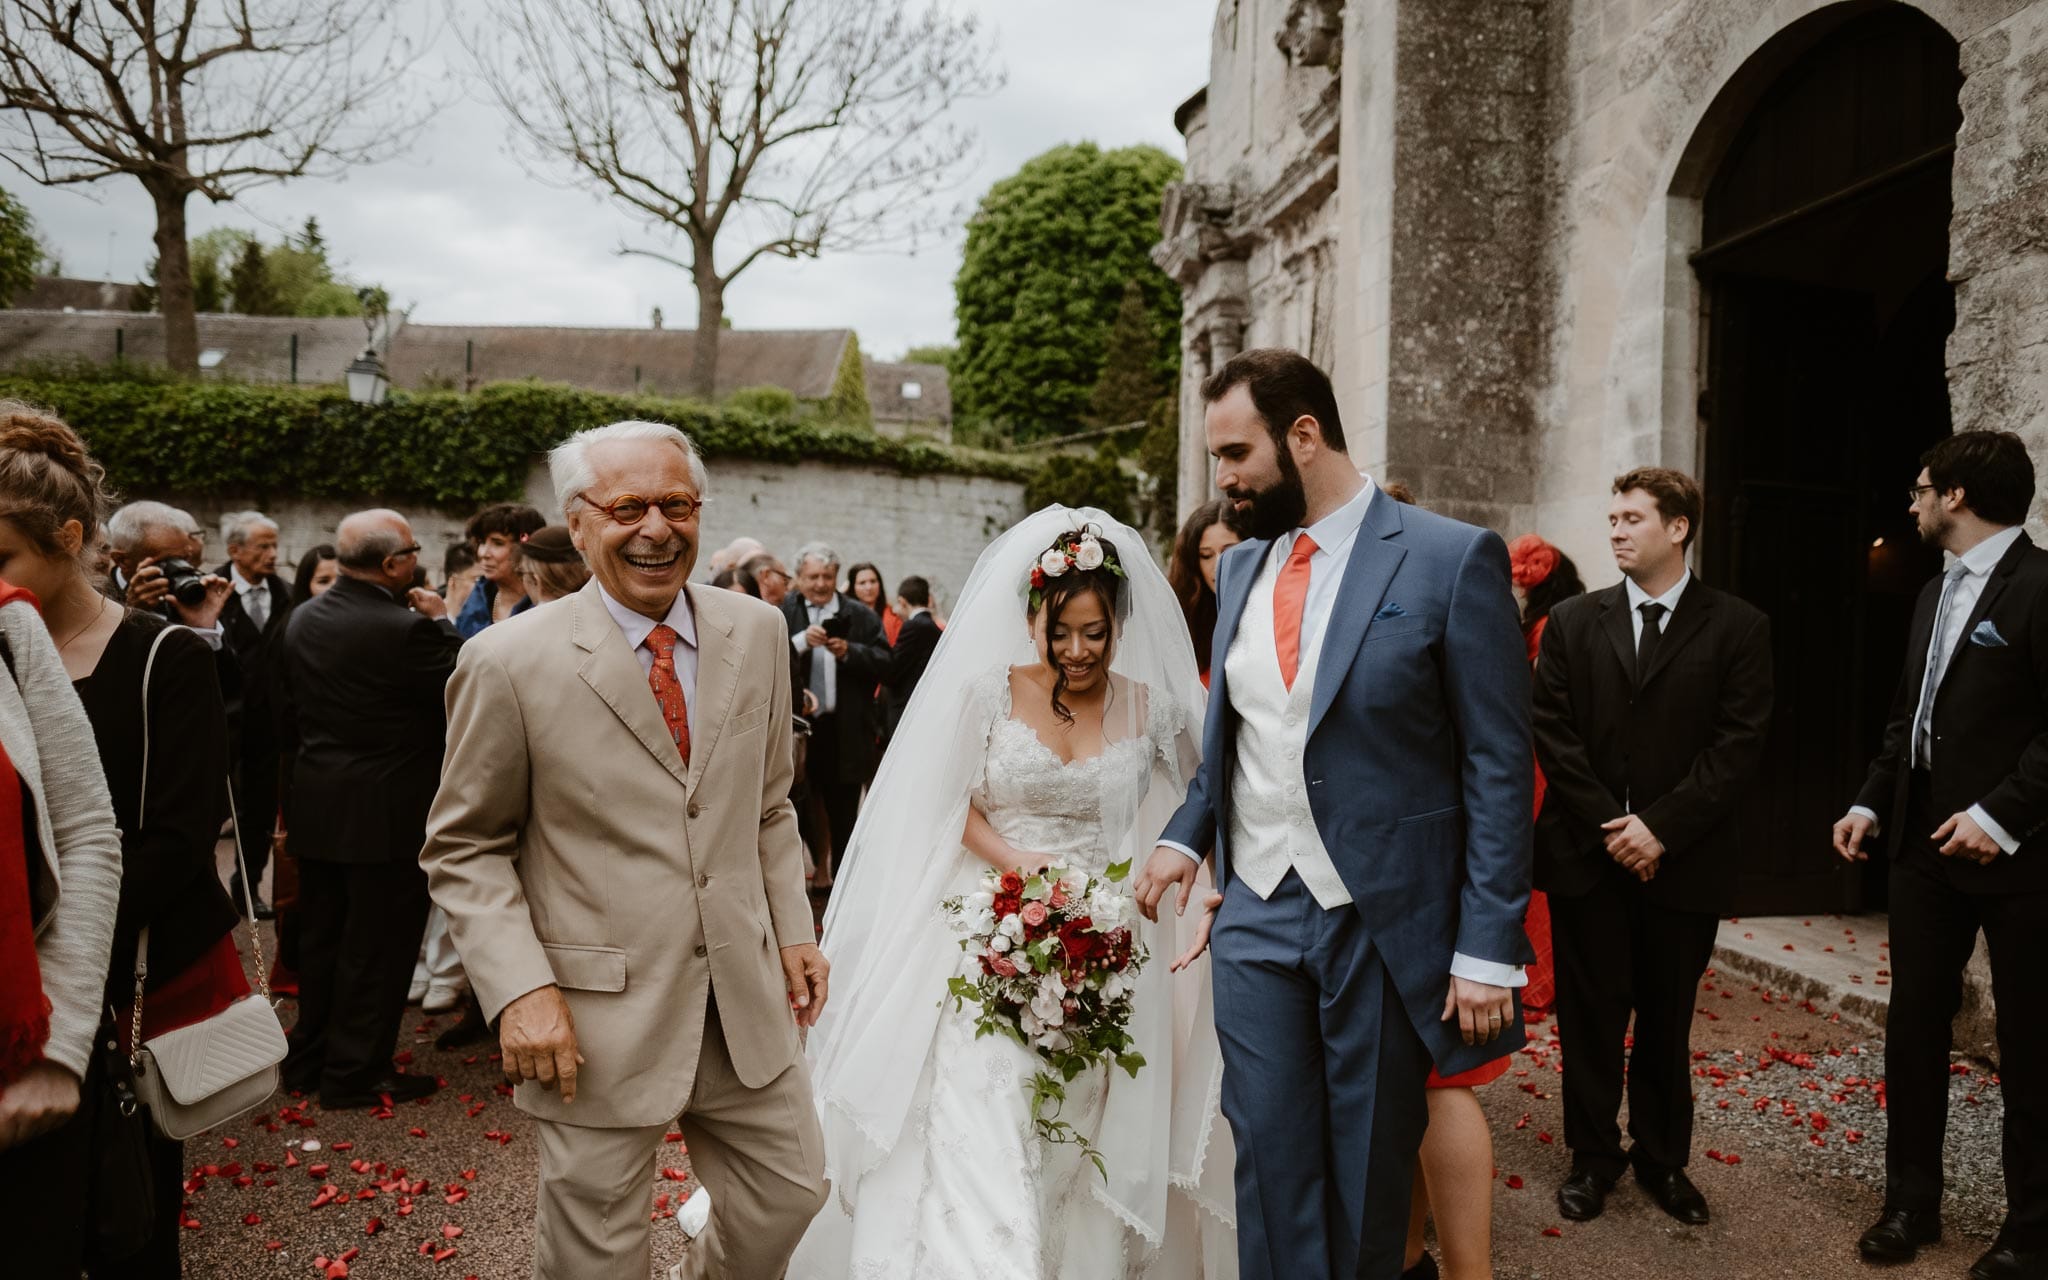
[{"xmin": 184, "ymin": 918, "xmax": 2011, "ymax": 1279}]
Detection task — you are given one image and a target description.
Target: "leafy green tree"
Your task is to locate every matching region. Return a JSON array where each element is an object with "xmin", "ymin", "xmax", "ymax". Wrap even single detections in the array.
[
  {"xmin": 953, "ymin": 143, "xmax": 1182, "ymax": 440},
  {"xmin": 1024, "ymin": 443, "xmax": 1136, "ymax": 525},
  {"xmin": 727, "ymin": 385, "xmax": 800, "ymax": 418},
  {"xmin": 901, "ymin": 343, "xmax": 956, "ymax": 371},
  {"xmin": 0, "ymin": 187, "xmax": 42, "ymax": 307},
  {"xmin": 1136, "ymin": 394, "xmax": 1182, "ymax": 543},
  {"xmin": 295, "ymin": 217, "xmax": 329, "ymax": 260},
  {"xmin": 228, "ymin": 239, "xmax": 282, "ymax": 315},
  {"xmin": 822, "ymin": 334, "xmax": 873, "ymax": 429},
  {"xmin": 1088, "ymin": 280, "xmax": 1169, "ymax": 428}
]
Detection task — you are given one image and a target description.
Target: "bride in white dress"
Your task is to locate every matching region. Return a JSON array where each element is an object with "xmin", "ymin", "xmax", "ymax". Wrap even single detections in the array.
[{"xmin": 792, "ymin": 508, "xmax": 1237, "ymax": 1280}]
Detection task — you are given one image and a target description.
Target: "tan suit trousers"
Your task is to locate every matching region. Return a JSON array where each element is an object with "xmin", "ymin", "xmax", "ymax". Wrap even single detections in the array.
[{"xmin": 532, "ymin": 1000, "xmax": 826, "ymax": 1279}]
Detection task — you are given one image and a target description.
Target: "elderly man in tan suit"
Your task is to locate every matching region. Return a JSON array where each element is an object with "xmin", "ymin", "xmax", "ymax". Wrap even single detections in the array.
[{"xmin": 421, "ymin": 419, "xmax": 830, "ymax": 1279}]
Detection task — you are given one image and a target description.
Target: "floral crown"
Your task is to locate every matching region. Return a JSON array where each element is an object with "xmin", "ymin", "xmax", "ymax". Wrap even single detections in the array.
[{"xmin": 1027, "ymin": 526, "xmax": 1125, "ymax": 611}]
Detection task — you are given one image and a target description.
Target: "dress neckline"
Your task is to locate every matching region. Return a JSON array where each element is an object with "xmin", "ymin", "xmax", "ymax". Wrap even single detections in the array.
[{"xmin": 996, "ymin": 668, "xmax": 1141, "ymax": 771}]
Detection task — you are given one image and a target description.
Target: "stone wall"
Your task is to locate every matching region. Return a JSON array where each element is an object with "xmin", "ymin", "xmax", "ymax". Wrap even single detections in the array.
[
  {"xmin": 159, "ymin": 459, "xmax": 1028, "ymax": 608},
  {"xmin": 1531, "ymin": 0, "xmax": 2048, "ymax": 579}
]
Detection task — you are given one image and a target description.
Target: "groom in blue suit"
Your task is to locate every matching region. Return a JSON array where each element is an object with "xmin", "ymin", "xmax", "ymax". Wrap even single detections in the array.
[{"xmin": 1138, "ymin": 349, "xmax": 1534, "ymax": 1280}]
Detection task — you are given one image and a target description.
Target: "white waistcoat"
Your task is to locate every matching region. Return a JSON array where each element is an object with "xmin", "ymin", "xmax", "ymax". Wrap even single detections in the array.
[{"xmin": 1224, "ymin": 556, "xmax": 1353, "ymax": 908}]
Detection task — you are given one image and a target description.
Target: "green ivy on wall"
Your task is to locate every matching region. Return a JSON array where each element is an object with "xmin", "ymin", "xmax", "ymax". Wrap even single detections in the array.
[{"xmin": 0, "ymin": 377, "xmax": 1032, "ymax": 509}]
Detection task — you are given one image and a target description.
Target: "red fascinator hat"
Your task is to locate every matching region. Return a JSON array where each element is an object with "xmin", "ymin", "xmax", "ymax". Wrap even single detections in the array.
[{"xmin": 1507, "ymin": 533, "xmax": 1561, "ymax": 591}]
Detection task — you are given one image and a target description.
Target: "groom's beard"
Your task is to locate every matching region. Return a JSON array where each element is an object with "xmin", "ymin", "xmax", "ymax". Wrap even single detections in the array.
[{"xmin": 1228, "ymin": 447, "xmax": 1309, "ymax": 541}]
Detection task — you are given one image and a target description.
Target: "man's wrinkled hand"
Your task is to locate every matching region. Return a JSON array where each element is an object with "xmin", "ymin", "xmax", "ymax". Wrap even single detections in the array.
[
  {"xmin": 1934, "ymin": 811, "xmax": 2002, "ymax": 865},
  {"xmin": 499, "ymin": 985, "xmax": 585, "ymax": 1102},
  {"xmin": 804, "ymin": 624, "xmax": 829, "ymax": 647},
  {"xmin": 1442, "ymin": 976, "xmax": 1515, "ymax": 1046},
  {"xmin": 1134, "ymin": 845, "xmax": 1198, "ymax": 922},
  {"xmin": 408, "ymin": 587, "xmax": 449, "ymax": 620},
  {"xmin": 0, "ymin": 1061, "xmax": 80, "ymax": 1151},
  {"xmin": 782, "ymin": 943, "xmax": 830, "ymax": 1028},
  {"xmin": 169, "ymin": 574, "xmax": 232, "ymax": 630},
  {"xmin": 1832, "ymin": 811, "xmax": 1875, "ymax": 862},
  {"xmin": 823, "ymin": 637, "xmax": 849, "ymax": 659}
]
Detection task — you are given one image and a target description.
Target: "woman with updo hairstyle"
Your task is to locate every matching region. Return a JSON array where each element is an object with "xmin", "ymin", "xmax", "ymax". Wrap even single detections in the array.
[
  {"xmin": 513, "ymin": 525, "xmax": 591, "ymax": 603},
  {"xmin": 1168, "ymin": 499, "xmax": 1244, "ymax": 686},
  {"xmin": 0, "ymin": 402, "xmax": 241, "ymax": 1278}
]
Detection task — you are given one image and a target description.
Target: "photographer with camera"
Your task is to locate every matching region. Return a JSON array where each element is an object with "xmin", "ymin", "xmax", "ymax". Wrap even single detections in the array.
[{"xmin": 104, "ymin": 502, "xmax": 232, "ymax": 640}]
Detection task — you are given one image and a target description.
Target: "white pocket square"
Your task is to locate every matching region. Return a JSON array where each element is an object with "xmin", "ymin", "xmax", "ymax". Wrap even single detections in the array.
[{"xmin": 1970, "ymin": 620, "xmax": 2008, "ymax": 648}]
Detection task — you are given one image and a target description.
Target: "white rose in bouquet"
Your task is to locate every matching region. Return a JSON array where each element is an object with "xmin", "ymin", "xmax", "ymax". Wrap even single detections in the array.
[
  {"xmin": 999, "ymin": 913, "xmax": 1026, "ymax": 941},
  {"xmin": 990, "ymin": 933, "xmax": 1013, "ymax": 954},
  {"xmin": 1101, "ymin": 971, "xmax": 1128, "ymax": 1000},
  {"xmin": 965, "ymin": 890, "xmax": 995, "ymax": 911},
  {"xmin": 1029, "ymin": 986, "xmax": 1067, "ymax": 1027}
]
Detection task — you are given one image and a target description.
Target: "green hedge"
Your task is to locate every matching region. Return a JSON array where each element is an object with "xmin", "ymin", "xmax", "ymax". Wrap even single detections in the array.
[{"xmin": 0, "ymin": 376, "xmax": 1033, "ymax": 509}]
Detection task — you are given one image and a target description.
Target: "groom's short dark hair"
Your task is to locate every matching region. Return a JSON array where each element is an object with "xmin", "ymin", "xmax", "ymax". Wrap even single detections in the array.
[{"xmin": 1200, "ymin": 348, "xmax": 1347, "ymax": 453}]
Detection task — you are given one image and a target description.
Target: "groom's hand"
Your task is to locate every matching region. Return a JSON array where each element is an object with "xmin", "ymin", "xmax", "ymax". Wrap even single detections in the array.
[
  {"xmin": 500, "ymin": 985, "xmax": 585, "ymax": 1102},
  {"xmin": 782, "ymin": 943, "xmax": 830, "ymax": 1028},
  {"xmin": 1134, "ymin": 846, "xmax": 1198, "ymax": 922},
  {"xmin": 1442, "ymin": 976, "xmax": 1514, "ymax": 1047}
]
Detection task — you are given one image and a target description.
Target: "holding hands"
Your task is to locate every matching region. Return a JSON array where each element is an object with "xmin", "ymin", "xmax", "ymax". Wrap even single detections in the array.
[
  {"xmin": 781, "ymin": 943, "xmax": 831, "ymax": 1028},
  {"xmin": 1134, "ymin": 844, "xmax": 1199, "ymax": 922}
]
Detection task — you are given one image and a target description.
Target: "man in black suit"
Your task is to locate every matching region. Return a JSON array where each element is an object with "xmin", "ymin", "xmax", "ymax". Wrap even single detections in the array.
[
  {"xmin": 1532, "ymin": 466, "xmax": 1773, "ymax": 1227},
  {"xmin": 278, "ymin": 508, "xmax": 460, "ymax": 1110},
  {"xmin": 782, "ymin": 543, "xmax": 888, "ymax": 880},
  {"xmin": 1835, "ymin": 432, "xmax": 2048, "ymax": 1279},
  {"xmin": 217, "ymin": 510, "xmax": 293, "ymax": 917},
  {"xmin": 886, "ymin": 574, "xmax": 941, "ymax": 732}
]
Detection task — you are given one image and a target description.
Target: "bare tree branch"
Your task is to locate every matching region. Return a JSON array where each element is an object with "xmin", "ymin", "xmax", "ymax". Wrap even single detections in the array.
[
  {"xmin": 0, "ymin": 0, "xmax": 440, "ymax": 370},
  {"xmin": 468, "ymin": 0, "xmax": 1001, "ymax": 398}
]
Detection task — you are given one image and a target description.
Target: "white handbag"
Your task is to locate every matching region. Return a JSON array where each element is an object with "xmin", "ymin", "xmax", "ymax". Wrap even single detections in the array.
[{"xmin": 127, "ymin": 627, "xmax": 288, "ymax": 1141}]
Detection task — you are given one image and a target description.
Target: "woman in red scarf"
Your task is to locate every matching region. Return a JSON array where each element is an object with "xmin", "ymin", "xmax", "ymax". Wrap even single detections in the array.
[{"xmin": 0, "ymin": 570, "xmax": 126, "ymax": 1275}]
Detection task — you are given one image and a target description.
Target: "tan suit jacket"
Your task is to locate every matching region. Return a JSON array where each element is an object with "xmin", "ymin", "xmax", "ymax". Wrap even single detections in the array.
[{"xmin": 421, "ymin": 579, "xmax": 811, "ymax": 1129}]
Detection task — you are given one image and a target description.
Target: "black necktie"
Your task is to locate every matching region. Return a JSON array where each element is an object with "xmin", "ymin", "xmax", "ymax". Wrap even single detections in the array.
[{"xmin": 1636, "ymin": 601, "xmax": 1667, "ymax": 686}]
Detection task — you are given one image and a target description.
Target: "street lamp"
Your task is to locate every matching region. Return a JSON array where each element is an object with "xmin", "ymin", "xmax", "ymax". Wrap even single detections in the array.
[{"xmin": 345, "ymin": 347, "xmax": 389, "ymax": 405}]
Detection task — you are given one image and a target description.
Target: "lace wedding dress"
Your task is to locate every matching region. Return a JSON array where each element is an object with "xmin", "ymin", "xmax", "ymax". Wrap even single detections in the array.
[
  {"xmin": 792, "ymin": 506, "xmax": 1235, "ymax": 1280},
  {"xmin": 833, "ymin": 668, "xmax": 1180, "ymax": 1279}
]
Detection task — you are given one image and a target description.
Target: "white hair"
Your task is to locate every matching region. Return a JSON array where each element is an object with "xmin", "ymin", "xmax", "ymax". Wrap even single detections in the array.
[
  {"xmin": 794, "ymin": 541, "xmax": 840, "ymax": 573},
  {"xmin": 223, "ymin": 510, "xmax": 278, "ymax": 549},
  {"xmin": 106, "ymin": 500, "xmax": 189, "ymax": 553},
  {"xmin": 548, "ymin": 420, "xmax": 708, "ymax": 519}
]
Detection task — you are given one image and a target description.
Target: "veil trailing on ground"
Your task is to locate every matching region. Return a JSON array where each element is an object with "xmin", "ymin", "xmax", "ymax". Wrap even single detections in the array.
[{"xmin": 797, "ymin": 505, "xmax": 1235, "ymax": 1273}]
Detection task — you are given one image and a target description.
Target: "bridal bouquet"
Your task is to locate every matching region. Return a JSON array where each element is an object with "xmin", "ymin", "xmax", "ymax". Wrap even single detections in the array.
[{"xmin": 942, "ymin": 861, "xmax": 1149, "ymax": 1173}]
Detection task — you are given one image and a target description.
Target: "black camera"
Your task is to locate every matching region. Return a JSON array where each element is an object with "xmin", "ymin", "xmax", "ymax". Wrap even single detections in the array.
[
  {"xmin": 153, "ymin": 558, "xmax": 210, "ymax": 608},
  {"xmin": 821, "ymin": 613, "xmax": 852, "ymax": 640}
]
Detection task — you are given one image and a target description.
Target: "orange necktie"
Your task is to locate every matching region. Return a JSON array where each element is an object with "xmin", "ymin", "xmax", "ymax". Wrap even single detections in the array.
[
  {"xmin": 1273, "ymin": 533, "xmax": 1318, "ymax": 689},
  {"xmin": 647, "ymin": 624, "xmax": 691, "ymax": 766}
]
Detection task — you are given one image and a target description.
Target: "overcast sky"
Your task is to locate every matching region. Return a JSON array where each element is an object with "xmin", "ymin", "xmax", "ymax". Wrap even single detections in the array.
[{"xmin": 11, "ymin": 2, "xmax": 1213, "ymax": 360}]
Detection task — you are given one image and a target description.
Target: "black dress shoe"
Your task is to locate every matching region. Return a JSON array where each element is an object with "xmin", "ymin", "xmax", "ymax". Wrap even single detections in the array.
[
  {"xmin": 1971, "ymin": 1242, "xmax": 2048, "ymax": 1279},
  {"xmin": 1857, "ymin": 1208, "xmax": 1941, "ymax": 1263},
  {"xmin": 252, "ymin": 898, "xmax": 275, "ymax": 921},
  {"xmin": 1557, "ymin": 1167, "xmax": 1616, "ymax": 1221},
  {"xmin": 1400, "ymin": 1253, "xmax": 1439, "ymax": 1280},
  {"xmin": 320, "ymin": 1073, "xmax": 438, "ymax": 1110},
  {"xmin": 1634, "ymin": 1166, "xmax": 1710, "ymax": 1225}
]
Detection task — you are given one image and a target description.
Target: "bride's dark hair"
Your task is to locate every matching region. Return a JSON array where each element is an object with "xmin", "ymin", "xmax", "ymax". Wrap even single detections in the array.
[{"xmin": 1025, "ymin": 528, "xmax": 1128, "ymax": 724}]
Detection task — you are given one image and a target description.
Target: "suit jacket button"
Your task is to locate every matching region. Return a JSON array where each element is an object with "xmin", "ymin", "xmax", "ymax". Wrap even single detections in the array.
[
  {"xmin": 687, "ymin": 801, "xmax": 701, "ymax": 818},
  {"xmin": 696, "ymin": 873, "xmax": 710, "ymax": 888},
  {"xmin": 694, "ymin": 943, "xmax": 707, "ymax": 958}
]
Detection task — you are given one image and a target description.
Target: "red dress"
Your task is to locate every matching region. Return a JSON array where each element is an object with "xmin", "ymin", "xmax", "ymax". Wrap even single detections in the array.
[{"xmin": 1425, "ymin": 618, "xmax": 1556, "ymax": 1089}]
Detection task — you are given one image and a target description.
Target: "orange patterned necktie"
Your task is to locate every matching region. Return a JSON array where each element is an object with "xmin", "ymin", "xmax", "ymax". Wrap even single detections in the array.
[
  {"xmin": 1273, "ymin": 533, "xmax": 1319, "ymax": 690},
  {"xmin": 646, "ymin": 624, "xmax": 691, "ymax": 766}
]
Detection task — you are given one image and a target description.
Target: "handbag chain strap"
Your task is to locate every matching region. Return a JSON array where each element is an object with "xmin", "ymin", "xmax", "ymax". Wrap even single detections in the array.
[{"xmin": 129, "ymin": 625, "xmax": 273, "ymax": 1060}]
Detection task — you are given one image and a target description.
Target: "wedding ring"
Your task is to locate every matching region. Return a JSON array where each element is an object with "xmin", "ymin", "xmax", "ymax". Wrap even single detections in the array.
[{"xmin": 1487, "ymin": 1012, "xmax": 1503, "ymax": 1023}]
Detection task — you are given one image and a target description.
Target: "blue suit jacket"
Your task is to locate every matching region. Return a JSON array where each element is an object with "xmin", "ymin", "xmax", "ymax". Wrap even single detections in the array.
[{"xmin": 1161, "ymin": 492, "xmax": 1535, "ymax": 1074}]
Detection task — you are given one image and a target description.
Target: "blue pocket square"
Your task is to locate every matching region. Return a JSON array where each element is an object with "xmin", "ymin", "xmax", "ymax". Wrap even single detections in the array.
[
  {"xmin": 1373, "ymin": 602, "xmax": 1407, "ymax": 621},
  {"xmin": 1970, "ymin": 619, "xmax": 2008, "ymax": 648}
]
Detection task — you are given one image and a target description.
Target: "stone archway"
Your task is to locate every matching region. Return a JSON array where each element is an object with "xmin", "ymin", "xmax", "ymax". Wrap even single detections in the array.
[{"xmin": 1685, "ymin": 5, "xmax": 1961, "ymax": 915}]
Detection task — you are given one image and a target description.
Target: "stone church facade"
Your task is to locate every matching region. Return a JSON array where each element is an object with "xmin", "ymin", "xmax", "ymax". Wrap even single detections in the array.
[{"xmin": 1157, "ymin": 0, "xmax": 2048, "ymax": 915}]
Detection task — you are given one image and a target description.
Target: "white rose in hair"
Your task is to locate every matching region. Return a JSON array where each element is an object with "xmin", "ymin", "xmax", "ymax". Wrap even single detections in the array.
[
  {"xmin": 1074, "ymin": 537, "xmax": 1105, "ymax": 570},
  {"xmin": 1040, "ymin": 548, "xmax": 1070, "ymax": 577}
]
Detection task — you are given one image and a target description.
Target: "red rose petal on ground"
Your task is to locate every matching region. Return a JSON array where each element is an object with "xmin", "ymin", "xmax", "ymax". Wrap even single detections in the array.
[
  {"xmin": 324, "ymin": 1263, "xmax": 349, "ymax": 1279},
  {"xmin": 308, "ymin": 1163, "xmax": 330, "ymax": 1177},
  {"xmin": 265, "ymin": 1240, "xmax": 283, "ymax": 1251},
  {"xmin": 665, "ymin": 1132, "xmax": 685, "ymax": 1143},
  {"xmin": 339, "ymin": 1249, "xmax": 360, "ymax": 1262},
  {"xmin": 661, "ymin": 1167, "xmax": 689, "ymax": 1182},
  {"xmin": 442, "ymin": 1223, "xmax": 464, "ymax": 1239},
  {"xmin": 365, "ymin": 1218, "xmax": 383, "ymax": 1235},
  {"xmin": 221, "ymin": 1136, "xmax": 239, "ymax": 1148},
  {"xmin": 1505, "ymin": 1175, "xmax": 1524, "ymax": 1189},
  {"xmin": 243, "ymin": 1213, "xmax": 262, "ymax": 1226},
  {"xmin": 460, "ymin": 1169, "xmax": 476, "ymax": 1180},
  {"xmin": 1542, "ymin": 1226, "xmax": 1563, "ymax": 1237},
  {"xmin": 1536, "ymin": 1131, "xmax": 1553, "ymax": 1144},
  {"xmin": 444, "ymin": 1188, "xmax": 468, "ymax": 1204},
  {"xmin": 409, "ymin": 1127, "xmax": 427, "ymax": 1137},
  {"xmin": 434, "ymin": 1246, "xmax": 459, "ymax": 1262}
]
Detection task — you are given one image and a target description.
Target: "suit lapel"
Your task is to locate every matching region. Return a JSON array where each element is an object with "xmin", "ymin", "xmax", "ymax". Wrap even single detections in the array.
[
  {"xmin": 685, "ymin": 583, "xmax": 742, "ymax": 789},
  {"xmin": 1598, "ymin": 583, "xmax": 1634, "ymax": 682},
  {"xmin": 1307, "ymin": 493, "xmax": 1406, "ymax": 735},
  {"xmin": 572, "ymin": 583, "xmax": 688, "ymax": 787},
  {"xmin": 1941, "ymin": 531, "xmax": 2031, "ymax": 693},
  {"xmin": 1639, "ymin": 581, "xmax": 1716, "ymax": 689}
]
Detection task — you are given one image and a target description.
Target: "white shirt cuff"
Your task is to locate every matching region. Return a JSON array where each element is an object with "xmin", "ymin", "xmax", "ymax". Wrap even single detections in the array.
[
  {"xmin": 791, "ymin": 632, "xmax": 811, "ymax": 653},
  {"xmin": 1848, "ymin": 804, "xmax": 1881, "ymax": 835},
  {"xmin": 1970, "ymin": 804, "xmax": 2021, "ymax": 856},
  {"xmin": 1451, "ymin": 953, "xmax": 1528, "ymax": 989},
  {"xmin": 1157, "ymin": 840, "xmax": 1202, "ymax": 864},
  {"xmin": 183, "ymin": 622, "xmax": 225, "ymax": 651}
]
